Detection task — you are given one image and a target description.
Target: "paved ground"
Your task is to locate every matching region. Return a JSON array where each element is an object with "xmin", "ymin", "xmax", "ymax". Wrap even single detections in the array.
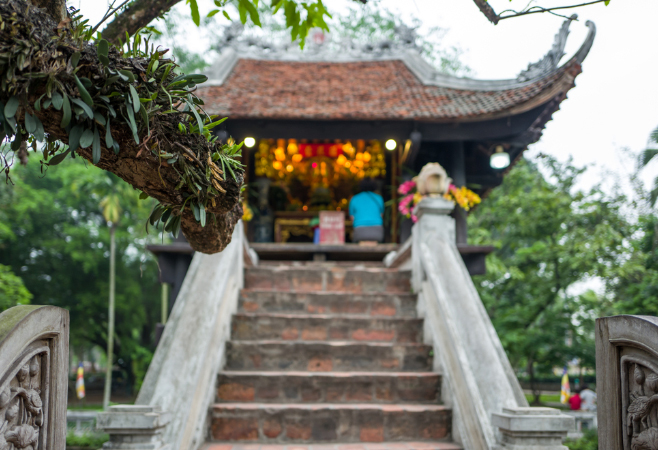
[{"xmin": 202, "ymin": 443, "xmax": 461, "ymax": 450}]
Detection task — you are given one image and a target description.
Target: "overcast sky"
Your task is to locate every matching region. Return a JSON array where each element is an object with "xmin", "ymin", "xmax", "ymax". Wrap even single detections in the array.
[{"xmin": 77, "ymin": 0, "xmax": 658, "ymax": 192}]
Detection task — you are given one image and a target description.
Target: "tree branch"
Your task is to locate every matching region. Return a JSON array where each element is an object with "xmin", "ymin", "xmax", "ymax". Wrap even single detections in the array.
[
  {"xmin": 471, "ymin": 0, "xmax": 500, "ymax": 25},
  {"xmin": 498, "ymin": 0, "xmax": 608, "ymax": 21},
  {"xmin": 0, "ymin": 0, "xmax": 243, "ymax": 254},
  {"xmin": 101, "ymin": 0, "xmax": 183, "ymax": 45}
]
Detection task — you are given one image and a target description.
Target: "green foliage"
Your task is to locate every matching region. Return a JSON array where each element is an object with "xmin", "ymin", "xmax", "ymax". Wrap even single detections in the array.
[
  {"xmin": 0, "ymin": 264, "xmax": 32, "ymax": 311},
  {"xmin": 564, "ymin": 428, "xmax": 598, "ymax": 450},
  {"xmin": 0, "ymin": 158, "xmax": 161, "ymax": 391},
  {"xmin": 0, "ymin": 6, "xmax": 244, "ymax": 239},
  {"xmin": 468, "ymin": 158, "xmax": 629, "ymax": 395},
  {"xmin": 66, "ymin": 430, "xmax": 108, "ymax": 448}
]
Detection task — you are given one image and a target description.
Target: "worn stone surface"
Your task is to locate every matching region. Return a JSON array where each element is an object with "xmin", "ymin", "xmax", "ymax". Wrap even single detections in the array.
[
  {"xmin": 225, "ymin": 342, "xmax": 432, "ymax": 372},
  {"xmin": 217, "ymin": 372, "xmax": 440, "ymax": 404},
  {"xmin": 239, "ymin": 291, "xmax": 418, "ymax": 318},
  {"xmin": 596, "ymin": 315, "xmax": 658, "ymax": 450},
  {"xmin": 0, "ymin": 305, "xmax": 69, "ymax": 450},
  {"xmin": 231, "ymin": 314, "xmax": 422, "ymax": 343},
  {"xmin": 244, "ymin": 266, "xmax": 411, "ymax": 294},
  {"xmin": 204, "ymin": 261, "xmax": 452, "ymax": 447},
  {"xmin": 210, "ymin": 404, "xmax": 451, "ymax": 443}
]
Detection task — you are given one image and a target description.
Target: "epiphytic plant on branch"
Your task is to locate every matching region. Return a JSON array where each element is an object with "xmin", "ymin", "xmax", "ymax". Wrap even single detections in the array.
[{"xmin": 0, "ymin": 1, "xmax": 245, "ymax": 253}]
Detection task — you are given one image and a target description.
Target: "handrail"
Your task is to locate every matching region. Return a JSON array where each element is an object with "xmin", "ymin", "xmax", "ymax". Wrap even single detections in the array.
[
  {"xmin": 134, "ymin": 221, "xmax": 248, "ymax": 450},
  {"xmin": 418, "ymin": 237, "xmax": 527, "ymax": 450}
]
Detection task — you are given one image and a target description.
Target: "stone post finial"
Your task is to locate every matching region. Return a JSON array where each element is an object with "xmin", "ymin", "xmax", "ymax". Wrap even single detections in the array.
[
  {"xmin": 492, "ymin": 407, "xmax": 575, "ymax": 450},
  {"xmin": 96, "ymin": 405, "xmax": 171, "ymax": 450}
]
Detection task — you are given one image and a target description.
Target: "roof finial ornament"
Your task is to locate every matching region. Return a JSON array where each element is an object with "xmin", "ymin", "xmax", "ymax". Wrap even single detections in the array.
[{"xmin": 516, "ymin": 14, "xmax": 577, "ymax": 82}]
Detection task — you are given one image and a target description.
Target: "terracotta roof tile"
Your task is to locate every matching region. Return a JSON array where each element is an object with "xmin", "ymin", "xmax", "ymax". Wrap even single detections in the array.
[{"xmin": 199, "ymin": 59, "xmax": 577, "ymax": 121}]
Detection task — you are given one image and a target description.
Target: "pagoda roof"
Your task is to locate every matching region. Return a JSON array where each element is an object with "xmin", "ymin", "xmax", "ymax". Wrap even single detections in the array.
[{"xmin": 199, "ymin": 17, "xmax": 595, "ymax": 124}]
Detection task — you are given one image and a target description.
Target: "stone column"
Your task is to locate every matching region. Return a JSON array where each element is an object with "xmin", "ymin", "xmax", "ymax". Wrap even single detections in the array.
[
  {"xmin": 492, "ymin": 407, "xmax": 575, "ymax": 450},
  {"xmin": 96, "ymin": 405, "xmax": 171, "ymax": 450},
  {"xmin": 411, "ymin": 196, "xmax": 455, "ymax": 292}
]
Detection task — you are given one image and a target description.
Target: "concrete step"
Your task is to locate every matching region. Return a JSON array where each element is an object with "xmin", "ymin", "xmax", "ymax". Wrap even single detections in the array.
[
  {"xmin": 231, "ymin": 314, "xmax": 423, "ymax": 344},
  {"xmin": 239, "ymin": 291, "xmax": 418, "ymax": 318},
  {"xmin": 209, "ymin": 403, "xmax": 452, "ymax": 443},
  {"xmin": 244, "ymin": 266, "xmax": 411, "ymax": 293},
  {"xmin": 216, "ymin": 371, "xmax": 441, "ymax": 404},
  {"xmin": 202, "ymin": 442, "xmax": 462, "ymax": 450},
  {"xmin": 225, "ymin": 342, "xmax": 433, "ymax": 372}
]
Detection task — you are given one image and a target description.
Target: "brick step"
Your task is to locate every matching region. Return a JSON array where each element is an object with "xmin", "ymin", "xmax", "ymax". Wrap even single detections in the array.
[
  {"xmin": 216, "ymin": 371, "xmax": 441, "ymax": 404},
  {"xmin": 225, "ymin": 342, "xmax": 433, "ymax": 372},
  {"xmin": 202, "ymin": 442, "xmax": 462, "ymax": 450},
  {"xmin": 239, "ymin": 291, "xmax": 418, "ymax": 318},
  {"xmin": 244, "ymin": 267, "xmax": 411, "ymax": 293},
  {"xmin": 210, "ymin": 403, "xmax": 451, "ymax": 443},
  {"xmin": 231, "ymin": 314, "xmax": 423, "ymax": 343}
]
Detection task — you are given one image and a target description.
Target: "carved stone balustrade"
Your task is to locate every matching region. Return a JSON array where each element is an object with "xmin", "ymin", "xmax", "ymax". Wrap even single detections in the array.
[
  {"xmin": 0, "ymin": 305, "xmax": 69, "ymax": 450},
  {"xmin": 596, "ymin": 315, "xmax": 658, "ymax": 450}
]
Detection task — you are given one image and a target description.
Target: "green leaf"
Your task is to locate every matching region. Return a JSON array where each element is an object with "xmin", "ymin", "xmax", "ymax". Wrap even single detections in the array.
[
  {"xmin": 93, "ymin": 111, "xmax": 106, "ymax": 126},
  {"xmin": 61, "ymin": 93, "xmax": 71, "ymax": 128},
  {"xmin": 119, "ymin": 70, "xmax": 135, "ymax": 82},
  {"xmin": 47, "ymin": 148, "xmax": 70, "ymax": 165},
  {"xmin": 69, "ymin": 125, "xmax": 84, "ymax": 151},
  {"xmin": 189, "ymin": 0, "xmax": 201, "ymax": 25},
  {"xmin": 42, "ymin": 98, "xmax": 52, "ymax": 110},
  {"xmin": 192, "ymin": 202, "xmax": 200, "ymax": 221},
  {"xmin": 240, "ymin": 0, "xmax": 261, "ymax": 26},
  {"xmin": 33, "ymin": 116, "xmax": 45, "ymax": 142},
  {"xmin": 104, "ymin": 75, "xmax": 120, "ymax": 87},
  {"xmin": 79, "ymin": 129, "xmax": 94, "ymax": 148},
  {"xmin": 74, "ymin": 75, "xmax": 94, "ymax": 107},
  {"xmin": 139, "ymin": 192, "xmax": 149, "ymax": 200},
  {"xmin": 199, "ymin": 202, "xmax": 206, "ymax": 227},
  {"xmin": 70, "ymin": 98, "xmax": 94, "ymax": 120},
  {"xmin": 223, "ymin": 10, "xmax": 231, "ymax": 21},
  {"xmin": 125, "ymin": 99, "xmax": 139, "ymax": 144},
  {"xmin": 105, "ymin": 116, "xmax": 113, "ymax": 148},
  {"xmin": 51, "ymin": 92, "xmax": 63, "ymax": 110},
  {"xmin": 71, "ymin": 51, "xmax": 81, "ymax": 68},
  {"xmin": 34, "ymin": 94, "xmax": 45, "ymax": 112},
  {"xmin": 129, "ymin": 85, "xmax": 140, "ymax": 113},
  {"xmin": 92, "ymin": 126, "xmax": 101, "ymax": 164},
  {"xmin": 139, "ymin": 103, "xmax": 149, "ymax": 137},
  {"xmin": 98, "ymin": 39, "xmax": 109, "ymax": 57},
  {"xmin": 24, "ymin": 113, "xmax": 36, "ymax": 134},
  {"xmin": 186, "ymin": 97, "xmax": 204, "ymax": 134},
  {"xmin": 208, "ymin": 9, "xmax": 220, "ymax": 17}
]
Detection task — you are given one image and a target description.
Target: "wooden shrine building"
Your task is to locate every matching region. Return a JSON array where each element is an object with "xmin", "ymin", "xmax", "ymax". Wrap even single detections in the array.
[{"xmin": 196, "ymin": 16, "xmax": 595, "ymax": 247}]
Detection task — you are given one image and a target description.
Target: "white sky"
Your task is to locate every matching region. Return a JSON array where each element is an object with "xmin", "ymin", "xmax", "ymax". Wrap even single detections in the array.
[{"xmin": 76, "ymin": 0, "xmax": 658, "ymax": 192}]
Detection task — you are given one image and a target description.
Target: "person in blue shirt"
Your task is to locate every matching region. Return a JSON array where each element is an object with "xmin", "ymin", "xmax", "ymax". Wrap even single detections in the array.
[{"xmin": 349, "ymin": 178, "xmax": 385, "ymax": 243}]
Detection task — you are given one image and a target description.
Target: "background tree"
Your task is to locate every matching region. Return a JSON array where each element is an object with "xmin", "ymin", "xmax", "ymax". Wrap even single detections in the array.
[
  {"xmin": 0, "ymin": 264, "xmax": 32, "ymax": 310},
  {"xmin": 0, "ymin": 156, "xmax": 161, "ymax": 393},
  {"xmin": 468, "ymin": 157, "xmax": 629, "ymax": 402}
]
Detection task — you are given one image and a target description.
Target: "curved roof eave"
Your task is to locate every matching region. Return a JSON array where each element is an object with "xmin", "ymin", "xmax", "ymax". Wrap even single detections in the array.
[
  {"xmin": 404, "ymin": 19, "xmax": 595, "ymax": 92},
  {"xmin": 205, "ymin": 18, "xmax": 595, "ymax": 92}
]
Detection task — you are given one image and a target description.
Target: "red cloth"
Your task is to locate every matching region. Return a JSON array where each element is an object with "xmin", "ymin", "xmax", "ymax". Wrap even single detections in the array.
[{"xmin": 569, "ymin": 394, "xmax": 582, "ymax": 410}]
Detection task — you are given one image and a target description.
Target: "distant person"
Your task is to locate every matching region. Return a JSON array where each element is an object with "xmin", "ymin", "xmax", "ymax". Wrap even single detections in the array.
[
  {"xmin": 580, "ymin": 385, "xmax": 597, "ymax": 411},
  {"xmin": 569, "ymin": 389, "xmax": 582, "ymax": 411},
  {"xmin": 349, "ymin": 178, "xmax": 384, "ymax": 244}
]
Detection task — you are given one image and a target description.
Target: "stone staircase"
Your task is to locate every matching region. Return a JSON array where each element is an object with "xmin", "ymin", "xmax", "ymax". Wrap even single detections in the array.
[{"xmin": 203, "ymin": 261, "xmax": 460, "ymax": 450}]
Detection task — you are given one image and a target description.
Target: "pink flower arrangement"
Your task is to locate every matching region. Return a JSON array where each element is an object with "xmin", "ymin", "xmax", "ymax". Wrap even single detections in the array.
[{"xmin": 398, "ymin": 180, "xmax": 416, "ymax": 195}]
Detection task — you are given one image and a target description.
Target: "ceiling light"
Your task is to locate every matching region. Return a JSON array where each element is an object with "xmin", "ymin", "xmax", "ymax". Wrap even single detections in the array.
[
  {"xmin": 385, "ymin": 139, "xmax": 397, "ymax": 151},
  {"xmin": 490, "ymin": 145, "xmax": 510, "ymax": 169},
  {"xmin": 244, "ymin": 137, "xmax": 256, "ymax": 148}
]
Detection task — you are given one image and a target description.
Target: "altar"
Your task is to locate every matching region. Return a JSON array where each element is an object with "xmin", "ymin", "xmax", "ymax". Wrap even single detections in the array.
[{"xmin": 274, "ymin": 211, "xmax": 353, "ymax": 243}]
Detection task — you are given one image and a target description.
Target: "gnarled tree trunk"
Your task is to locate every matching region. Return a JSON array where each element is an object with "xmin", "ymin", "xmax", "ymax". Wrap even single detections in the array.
[{"xmin": 0, "ymin": 0, "xmax": 243, "ymax": 254}]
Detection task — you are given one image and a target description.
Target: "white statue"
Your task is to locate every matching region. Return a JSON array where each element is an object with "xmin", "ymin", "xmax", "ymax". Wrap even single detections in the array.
[{"xmin": 414, "ymin": 163, "xmax": 452, "ymax": 196}]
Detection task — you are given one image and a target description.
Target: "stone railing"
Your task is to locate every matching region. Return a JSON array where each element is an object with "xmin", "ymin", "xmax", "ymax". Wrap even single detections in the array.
[
  {"xmin": 0, "ymin": 305, "xmax": 70, "ymax": 450},
  {"xmin": 596, "ymin": 315, "xmax": 658, "ymax": 450},
  {"xmin": 409, "ymin": 197, "xmax": 574, "ymax": 450},
  {"xmin": 98, "ymin": 221, "xmax": 255, "ymax": 450}
]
